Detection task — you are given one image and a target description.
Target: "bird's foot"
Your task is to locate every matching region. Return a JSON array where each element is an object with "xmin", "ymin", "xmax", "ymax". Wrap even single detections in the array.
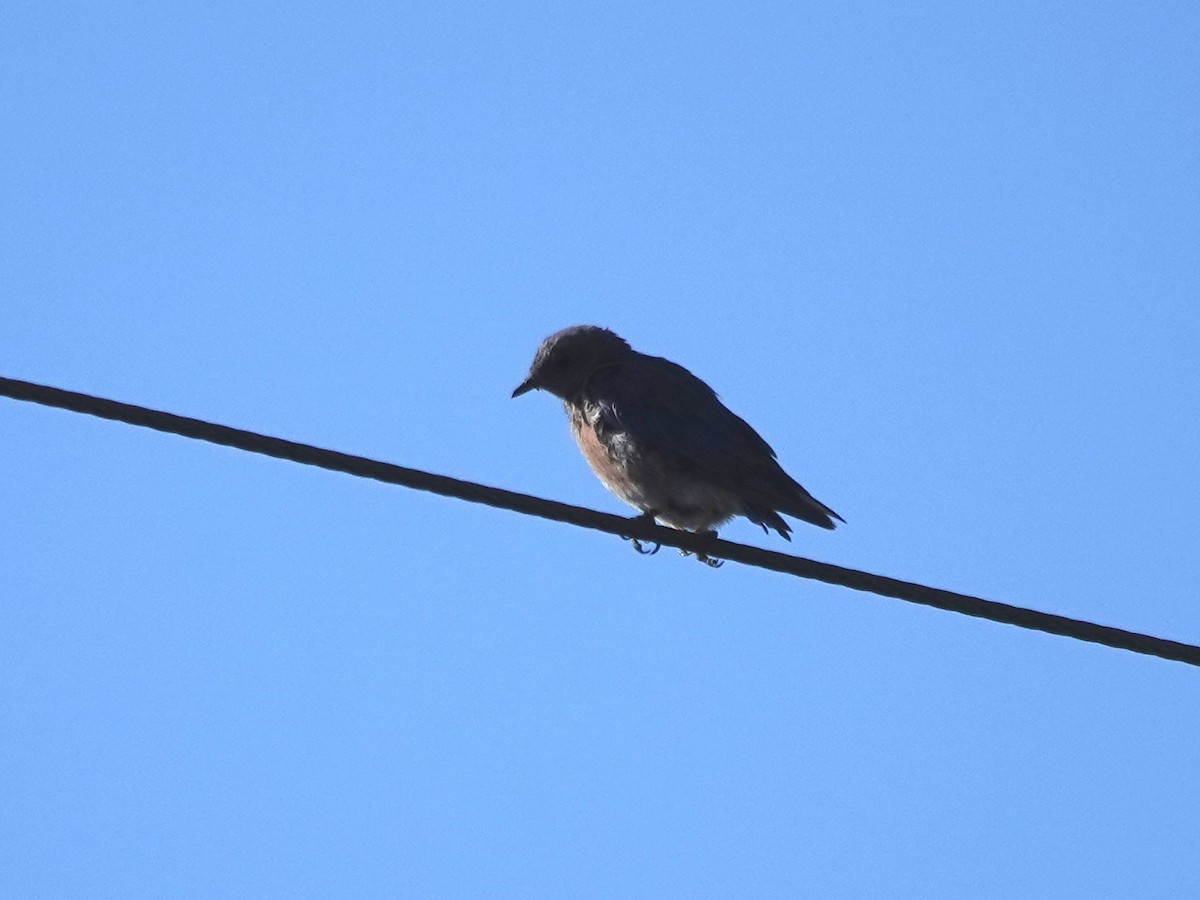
[
  {"xmin": 628, "ymin": 537, "xmax": 660, "ymax": 555},
  {"xmin": 679, "ymin": 530, "xmax": 724, "ymax": 568},
  {"xmin": 620, "ymin": 510, "xmax": 661, "ymax": 556}
]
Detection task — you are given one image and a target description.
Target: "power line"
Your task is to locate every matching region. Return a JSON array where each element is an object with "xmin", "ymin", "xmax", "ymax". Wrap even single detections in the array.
[{"xmin": 3, "ymin": 374, "xmax": 1197, "ymax": 668}]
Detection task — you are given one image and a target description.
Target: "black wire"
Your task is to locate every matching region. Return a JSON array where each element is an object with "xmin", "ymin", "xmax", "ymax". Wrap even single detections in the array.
[{"xmin": 3, "ymin": 374, "xmax": 1197, "ymax": 668}]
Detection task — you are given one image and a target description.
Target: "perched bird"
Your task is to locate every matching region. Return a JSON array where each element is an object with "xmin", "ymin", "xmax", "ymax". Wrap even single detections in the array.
[{"xmin": 511, "ymin": 326, "xmax": 842, "ymax": 549}]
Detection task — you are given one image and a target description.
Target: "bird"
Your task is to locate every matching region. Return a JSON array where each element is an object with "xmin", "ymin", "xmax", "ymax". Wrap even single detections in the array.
[{"xmin": 511, "ymin": 325, "xmax": 842, "ymax": 558}]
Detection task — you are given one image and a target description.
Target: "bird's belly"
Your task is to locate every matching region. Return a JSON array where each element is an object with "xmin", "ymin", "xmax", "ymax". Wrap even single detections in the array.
[{"xmin": 572, "ymin": 425, "xmax": 738, "ymax": 532}]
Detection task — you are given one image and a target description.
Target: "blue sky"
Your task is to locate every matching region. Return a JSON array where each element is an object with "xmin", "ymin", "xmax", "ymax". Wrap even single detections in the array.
[{"xmin": 2, "ymin": 2, "xmax": 1198, "ymax": 897}]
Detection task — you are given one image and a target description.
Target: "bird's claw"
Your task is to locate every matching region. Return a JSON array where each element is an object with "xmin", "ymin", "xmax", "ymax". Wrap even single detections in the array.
[
  {"xmin": 620, "ymin": 511, "xmax": 661, "ymax": 556},
  {"xmin": 679, "ymin": 530, "xmax": 723, "ymax": 568},
  {"xmin": 623, "ymin": 536, "xmax": 661, "ymax": 555},
  {"xmin": 678, "ymin": 548, "xmax": 724, "ymax": 568}
]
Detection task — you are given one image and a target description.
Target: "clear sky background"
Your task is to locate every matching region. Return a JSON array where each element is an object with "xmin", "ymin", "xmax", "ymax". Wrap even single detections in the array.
[{"xmin": 3, "ymin": 2, "xmax": 1198, "ymax": 897}]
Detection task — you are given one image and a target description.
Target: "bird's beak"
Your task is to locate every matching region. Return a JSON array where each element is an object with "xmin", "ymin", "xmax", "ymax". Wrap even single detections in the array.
[{"xmin": 511, "ymin": 377, "xmax": 536, "ymax": 398}]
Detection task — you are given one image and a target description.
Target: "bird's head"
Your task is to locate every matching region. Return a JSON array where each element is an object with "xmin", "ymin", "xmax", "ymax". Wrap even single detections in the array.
[{"xmin": 512, "ymin": 325, "xmax": 632, "ymax": 400}]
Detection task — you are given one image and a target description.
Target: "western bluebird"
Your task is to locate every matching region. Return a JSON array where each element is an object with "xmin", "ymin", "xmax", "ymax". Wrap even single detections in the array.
[{"xmin": 512, "ymin": 326, "xmax": 842, "ymax": 553}]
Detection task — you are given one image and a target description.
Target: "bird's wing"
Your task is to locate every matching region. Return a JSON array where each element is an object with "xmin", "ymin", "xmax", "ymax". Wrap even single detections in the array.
[
  {"xmin": 584, "ymin": 355, "xmax": 841, "ymax": 530},
  {"xmin": 587, "ymin": 355, "xmax": 777, "ymax": 462}
]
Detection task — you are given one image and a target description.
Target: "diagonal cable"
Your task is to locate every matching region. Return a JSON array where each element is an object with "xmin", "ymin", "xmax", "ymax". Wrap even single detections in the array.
[{"xmin": 2, "ymin": 375, "xmax": 1197, "ymax": 668}]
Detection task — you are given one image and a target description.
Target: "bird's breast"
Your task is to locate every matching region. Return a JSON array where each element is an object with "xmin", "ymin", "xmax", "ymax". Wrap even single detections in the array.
[
  {"xmin": 569, "ymin": 407, "xmax": 642, "ymax": 500},
  {"xmin": 567, "ymin": 404, "xmax": 740, "ymax": 531}
]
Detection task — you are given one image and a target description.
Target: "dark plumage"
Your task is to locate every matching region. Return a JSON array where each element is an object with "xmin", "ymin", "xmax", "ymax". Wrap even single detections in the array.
[{"xmin": 512, "ymin": 325, "xmax": 843, "ymax": 540}]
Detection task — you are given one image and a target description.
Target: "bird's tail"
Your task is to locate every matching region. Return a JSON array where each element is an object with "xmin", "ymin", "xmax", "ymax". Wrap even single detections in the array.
[
  {"xmin": 744, "ymin": 485, "xmax": 842, "ymax": 539},
  {"xmin": 777, "ymin": 480, "xmax": 844, "ymax": 532}
]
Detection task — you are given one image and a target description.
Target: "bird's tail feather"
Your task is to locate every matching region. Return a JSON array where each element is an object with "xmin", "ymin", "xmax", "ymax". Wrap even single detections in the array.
[{"xmin": 772, "ymin": 482, "xmax": 843, "ymax": 531}]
